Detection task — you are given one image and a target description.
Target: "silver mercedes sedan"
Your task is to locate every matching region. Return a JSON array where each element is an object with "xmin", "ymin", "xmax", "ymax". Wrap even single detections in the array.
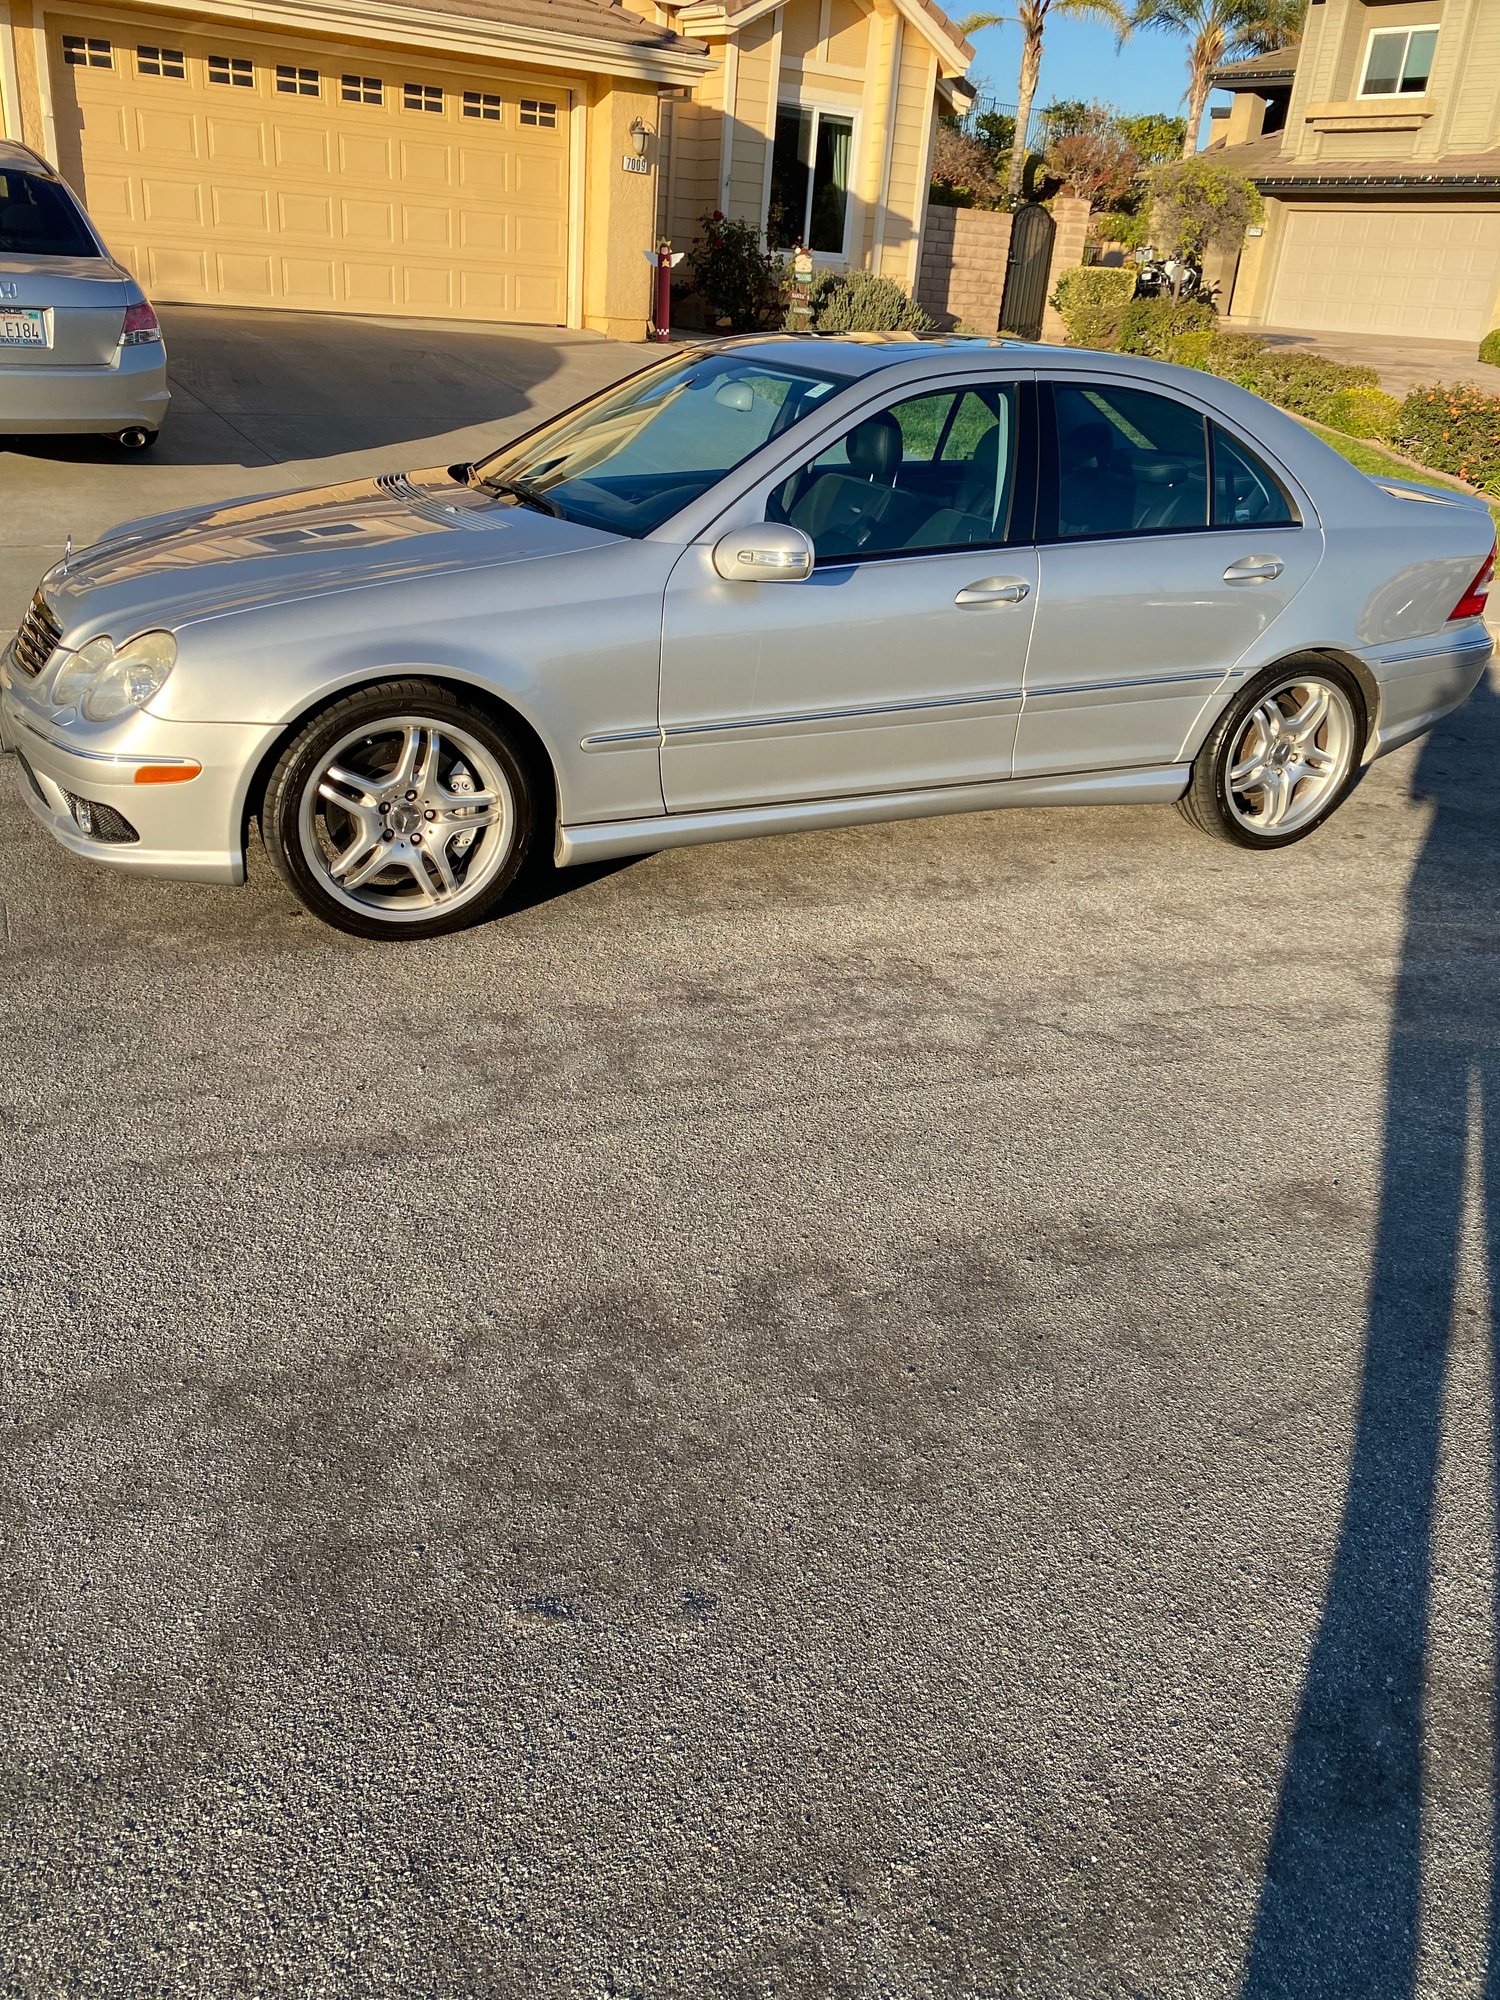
[
  {"xmin": 0, "ymin": 139, "xmax": 168, "ymax": 450},
  {"xmin": 2, "ymin": 336, "xmax": 1492, "ymax": 939}
]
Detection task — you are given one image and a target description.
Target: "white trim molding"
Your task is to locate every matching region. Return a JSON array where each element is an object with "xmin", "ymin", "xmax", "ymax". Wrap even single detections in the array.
[
  {"xmin": 66, "ymin": 0, "xmax": 714, "ymax": 85},
  {"xmin": 0, "ymin": 2, "xmax": 22, "ymax": 142}
]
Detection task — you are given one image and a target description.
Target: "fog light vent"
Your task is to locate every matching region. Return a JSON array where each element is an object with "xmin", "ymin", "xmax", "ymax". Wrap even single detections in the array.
[{"xmin": 63, "ymin": 792, "xmax": 140, "ymax": 844}]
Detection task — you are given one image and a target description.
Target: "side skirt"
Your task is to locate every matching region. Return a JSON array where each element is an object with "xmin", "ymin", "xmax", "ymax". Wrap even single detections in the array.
[{"xmin": 556, "ymin": 764, "xmax": 1191, "ymax": 867}]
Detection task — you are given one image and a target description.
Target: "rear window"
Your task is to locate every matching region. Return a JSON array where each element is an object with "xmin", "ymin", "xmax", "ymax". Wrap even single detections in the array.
[{"xmin": 0, "ymin": 171, "xmax": 97, "ymax": 258}]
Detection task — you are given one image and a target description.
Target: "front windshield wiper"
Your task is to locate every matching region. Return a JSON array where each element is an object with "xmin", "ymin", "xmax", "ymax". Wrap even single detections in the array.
[{"xmin": 470, "ymin": 468, "xmax": 561, "ymax": 517}]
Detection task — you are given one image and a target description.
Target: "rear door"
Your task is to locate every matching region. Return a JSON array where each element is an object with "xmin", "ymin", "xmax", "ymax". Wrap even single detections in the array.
[{"xmin": 1015, "ymin": 377, "xmax": 1324, "ymax": 779}]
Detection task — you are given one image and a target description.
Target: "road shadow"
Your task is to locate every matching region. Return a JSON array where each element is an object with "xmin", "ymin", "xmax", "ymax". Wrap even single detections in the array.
[
  {"xmin": 0, "ymin": 306, "xmax": 642, "ymax": 470},
  {"xmin": 1242, "ymin": 671, "xmax": 1500, "ymax": 1998}
]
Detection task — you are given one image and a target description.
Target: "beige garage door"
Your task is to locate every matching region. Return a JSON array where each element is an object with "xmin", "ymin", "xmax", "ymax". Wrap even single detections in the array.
[
  {"xmin": 51, "ymin": 12, "xmax": 571, "ymax": 322},
  {"xmin": 1268, "ymin": 206, "xmax": 1500, "ymax": 341}
]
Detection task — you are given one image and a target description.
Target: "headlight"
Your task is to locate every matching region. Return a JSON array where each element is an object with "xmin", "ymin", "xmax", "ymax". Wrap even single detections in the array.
[{"xmin": 48, "ymin": 630, "xmax": 176, "ymax": 722}]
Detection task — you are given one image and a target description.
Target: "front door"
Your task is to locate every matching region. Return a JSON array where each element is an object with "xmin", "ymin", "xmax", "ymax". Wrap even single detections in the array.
[
  {"xmin": 660, "ymin": 380, "xmax": 1037, "ymax": 813},
  {"xmin": 1016, "ymin": 378, "xmax": 1325, "ymax": 779}
]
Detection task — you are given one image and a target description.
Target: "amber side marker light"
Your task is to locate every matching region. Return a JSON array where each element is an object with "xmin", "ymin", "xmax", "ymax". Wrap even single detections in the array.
[
  {"xmin": 1449, "ymin": 539, "xmax": 1496, "ymax": 621},
  {"xmin": 133, "ymin": 762, "xmax": 202, "ymax": 785}
]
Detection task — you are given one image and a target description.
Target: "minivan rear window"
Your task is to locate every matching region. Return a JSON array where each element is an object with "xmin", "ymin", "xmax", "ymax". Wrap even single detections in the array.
[{"xmin": 0, "ymin": 171, "xmax": 97, "ymax": 258}]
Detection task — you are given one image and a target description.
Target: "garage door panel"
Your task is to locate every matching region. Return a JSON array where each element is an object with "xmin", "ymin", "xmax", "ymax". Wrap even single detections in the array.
[
  {"xmin": 141, "ymin": 177, "xmax": 203, "ymax": 225},
  {"xmin": 275, "ymin": 125, "xmax": 330, "ymax": 172},
  {"xmin": 282, "ymin": 257, "xmax": 337, "ymax": 302},
  {"xmin": 206, "ymin": 118, "xmax": 266, "ymax": 165},
  {"xmin": 1270, "ymin": 208, "xmax": 1500, "ymax": 340},
  {"xmin": 217, "ymin": 252, "xmax": 273, "ymax": 297},
  {"xmin": 53, "ymin": 12, "xmax": 571, "ymax": 325},
  {"xmin": 277, "ymin": 192, "xmax": 330, "ymax": 236}
]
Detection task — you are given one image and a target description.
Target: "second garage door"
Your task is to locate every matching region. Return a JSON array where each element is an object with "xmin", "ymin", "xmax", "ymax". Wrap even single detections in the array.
[
  {"xmin": 1267, "ymin": 206, "xmax": 1500, "ymax": 341},
  {"xmin": 51, "ymin": 12, "xmax": 572, "ymax": 323}
]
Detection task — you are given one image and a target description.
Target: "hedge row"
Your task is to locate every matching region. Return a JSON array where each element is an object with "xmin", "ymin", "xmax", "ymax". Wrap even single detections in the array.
[{"xmin": 1049, "ymin": 278, "xmax": 1500, "ymax": 496}]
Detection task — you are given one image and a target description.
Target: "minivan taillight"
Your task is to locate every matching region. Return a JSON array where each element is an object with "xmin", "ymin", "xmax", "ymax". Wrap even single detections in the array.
[
  {"xmin": 121, "ymin": 302, "xmax": 161, "ymax": 346},
  {"xmin": 1449, "ymin": 539, "xmax": 1496, "ymax": 620}
]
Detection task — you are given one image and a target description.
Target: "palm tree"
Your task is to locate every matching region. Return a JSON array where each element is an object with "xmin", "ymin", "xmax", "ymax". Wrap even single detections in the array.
[
  {"xmin": 1130, "ymin": 0, "xmax": 1304, "ymax": 156},
  {"xmin": 958, "ymin": 2, "xmax": 1131, "ymax": 202}
]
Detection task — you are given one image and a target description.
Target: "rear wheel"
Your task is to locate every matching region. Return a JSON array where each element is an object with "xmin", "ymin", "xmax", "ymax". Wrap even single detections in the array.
[
  {"xmin": 262, "ymin": 680, "xmax": 533, "ymax": 939},
  {"xmin": 1179, "ymin": 661, "xmax": 1365, "ymax": 849}
]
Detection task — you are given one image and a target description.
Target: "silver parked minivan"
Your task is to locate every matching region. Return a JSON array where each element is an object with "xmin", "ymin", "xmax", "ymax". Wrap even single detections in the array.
[{"xmin": 0, "ymin": 140, "xmax": 169, "ymax": 450}]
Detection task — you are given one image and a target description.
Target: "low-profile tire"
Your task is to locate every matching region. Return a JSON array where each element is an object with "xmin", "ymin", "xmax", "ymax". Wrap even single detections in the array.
[
  {"xmin": 1178, "ymin": 658, "xmax": 1366, "ymax": 849},
  {"xmin": 261, "ymin": 679, "xmax": 534, "ymax": 940}
]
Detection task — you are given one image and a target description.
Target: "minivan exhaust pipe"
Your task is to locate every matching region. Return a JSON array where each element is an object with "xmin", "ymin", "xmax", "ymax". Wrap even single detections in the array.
[{"xmin": 117, "ymin": 426, "xmax": 154, "ymax": 451}]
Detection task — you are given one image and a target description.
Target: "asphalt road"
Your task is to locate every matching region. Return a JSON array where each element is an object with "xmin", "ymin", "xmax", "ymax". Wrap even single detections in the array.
[{"xmin": 2, "ymin": 311, "xmax": 1498, "ymax": 1999}]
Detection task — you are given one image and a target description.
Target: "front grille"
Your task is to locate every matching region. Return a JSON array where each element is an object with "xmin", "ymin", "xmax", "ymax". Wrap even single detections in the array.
[{"xmin": 12, "ymin": 592, "xmax": 62, "ymax": 680}]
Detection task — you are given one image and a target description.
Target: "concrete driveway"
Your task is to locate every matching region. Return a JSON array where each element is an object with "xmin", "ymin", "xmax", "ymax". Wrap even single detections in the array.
[
  {"xmin": 1251, "ymin": 325, "xmax": 1500, "ymax": 398},
  {"xmin": 2, "ymin": 311, "xmax": 1499, "ymax": 1998}
]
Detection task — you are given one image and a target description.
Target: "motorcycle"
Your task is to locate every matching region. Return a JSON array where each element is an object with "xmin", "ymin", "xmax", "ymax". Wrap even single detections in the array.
[{"xmin": 1132, "ymin": 249, "xmax": 1203, "ymax": 301}]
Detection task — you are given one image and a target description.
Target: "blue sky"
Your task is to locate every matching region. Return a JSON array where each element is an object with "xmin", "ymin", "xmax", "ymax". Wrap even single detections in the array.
[{"xmin": 965, "ymin": 13, "xmax": 1215, "ymax": 127}]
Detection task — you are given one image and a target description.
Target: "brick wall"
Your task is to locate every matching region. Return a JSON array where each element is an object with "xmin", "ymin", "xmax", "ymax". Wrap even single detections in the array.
[
  {"xmin": 1039, "ymin": 196, "xmax": 1092, "ymax": 343},
  {"xmin": 916, "ymin": 205, "xmax": 1013, "ymax": 332}
]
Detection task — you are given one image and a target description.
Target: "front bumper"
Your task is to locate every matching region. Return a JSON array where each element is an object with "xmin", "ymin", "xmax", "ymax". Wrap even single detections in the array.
[
  {"xmin": 0, "ymin": 342, "xmax": 170, "ymax": 437},
  {"xmin": 1, "ymin": 656, "xmax": 276, "ymax": 884}
]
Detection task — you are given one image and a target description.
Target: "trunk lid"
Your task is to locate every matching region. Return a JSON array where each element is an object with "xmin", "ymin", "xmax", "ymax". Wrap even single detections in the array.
[{"xmin": 0, "ymin": 257, "xmax": 130, "ymax": 366}]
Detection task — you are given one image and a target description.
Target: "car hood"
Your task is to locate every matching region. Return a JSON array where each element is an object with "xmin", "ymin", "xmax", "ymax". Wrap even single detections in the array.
[{"xmin": 42, "ymin": 466, "xmax": 620, "ymax": 641}]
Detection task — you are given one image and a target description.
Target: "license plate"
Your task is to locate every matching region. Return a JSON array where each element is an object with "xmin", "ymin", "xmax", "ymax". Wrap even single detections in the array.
[{"xmin": 0, "ymin": 309, "xmax": 48, "ymax": 348}]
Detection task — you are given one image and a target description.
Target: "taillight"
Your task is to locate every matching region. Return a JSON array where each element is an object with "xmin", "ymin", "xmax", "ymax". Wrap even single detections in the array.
[
  {"xmin": 1449, "ymin": 539, "xmax": 1496, "ymax": 620},
  {"xmin": 121, "ymin": 301, "xmax": 161, "ymax": 346}
]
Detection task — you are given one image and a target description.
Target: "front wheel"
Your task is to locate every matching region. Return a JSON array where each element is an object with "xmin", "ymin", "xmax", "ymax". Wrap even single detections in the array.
[
  {"xmin": 1178, "ymin": 661, "xmax": 1365, "ymax": 849},
  {"xmin": 262, "ymin": 680, "xmax": 534, "ymax": 939}
]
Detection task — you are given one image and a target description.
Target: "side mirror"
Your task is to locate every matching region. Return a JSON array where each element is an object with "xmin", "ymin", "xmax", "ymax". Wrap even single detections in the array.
[{"xmin": 711, "ymin": 524, "xmax": 815, "ymax": 582}]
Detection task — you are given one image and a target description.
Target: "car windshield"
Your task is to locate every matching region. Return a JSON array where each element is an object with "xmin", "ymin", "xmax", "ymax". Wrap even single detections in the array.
[
  {"xmin": 472, "ymin": 350, "xmax": 853, "ymax": 538},
  {"xmin": 0, "ymin": 169, "xmax": 97, "ymax": 258}
]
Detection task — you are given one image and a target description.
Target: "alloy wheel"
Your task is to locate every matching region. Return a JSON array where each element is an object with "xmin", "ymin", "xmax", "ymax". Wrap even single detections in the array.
[
  {"xmin": 296, "ymin": 714, "xmax": 515, "ymax": 923},
  {"xmin": 1223, "ymin": 676, "xmax": 1358, "ymax": 838}
]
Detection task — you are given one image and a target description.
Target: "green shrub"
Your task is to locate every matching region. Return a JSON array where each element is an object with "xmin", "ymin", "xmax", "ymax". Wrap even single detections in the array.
[
  {"xmin": 1195, "ymin": 330, "xmax": 1269, "ymax": 381},
  {"xmin": 796, "ymin": 268, "xmax": 933, "ymax": 333},
  {"xmin": 1049, "ymin": 266, "xmax": 1136, "ymax": 349},
  {"xmin": 1167, "ymin": 327, "xmax": 1217, "ymax": 370},
  {"xmin": 1092, "ymin": 207, "xmax": 1151, "ymax": 252},
  {"xmin": 1320, "ymin": 386, "xmax": 1402, "ymax": 443},
  {"xmin": 1238, "ymin": 351, "xmax": 1380, "ymax": 420},
  {"xmin": 1117, "ymin": 294, "xmax": 1216, "ymax": 358},
  {"xmin": 685, "ymin": 212, "xmax": 782, "ymax": 332},
  {"xmin": 1395, "ymin": 383, "xmax": 1500, "ymax": 493},
  {"xmin": 1480, "ymin": 327, "xmax": 1500, "ymax": 368}
]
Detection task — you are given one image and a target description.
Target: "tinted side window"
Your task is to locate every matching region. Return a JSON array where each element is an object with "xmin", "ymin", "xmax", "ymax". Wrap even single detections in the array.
[
  {"xmin": 1211, "ymin": 423, "xmax": 1296, "ymax": 526},
  {"xmin": 1049, "ymin": 383, "xmax": 1208, "ymax": 541},
  {"xmin": 769, "ymin": 383, "xmax": 1018, "ymax": 562}
]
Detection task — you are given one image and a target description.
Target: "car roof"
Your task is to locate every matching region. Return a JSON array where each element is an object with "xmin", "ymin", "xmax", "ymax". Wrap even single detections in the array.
[
  {"xmin": 710, "ymin": 333, "xmax": 1051, "ymax": 380},
  {"xmin": 0, "ymin": 138, "xmax": 60, "ymax": 176}
]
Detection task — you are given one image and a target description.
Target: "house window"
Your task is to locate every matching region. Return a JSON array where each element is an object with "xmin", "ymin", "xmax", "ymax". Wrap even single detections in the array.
[
  {"xmin": 136, "ymin": 44, "xmax": 185, "ymax": 78},
  {"xmin": 519, "ymin": 98, "xmax": 557, "ymax": 128},
  {"xmin": 62, "ymin": 35, "xmax": 112, "ymax": 67},
  {"xmin": 404, "ymin": 82, "xmax": 443, "ymax": 112},
  {"xmin": 463, "ymin": 91, "xmax": 502, "ymax": 120},
  {"xmin": 208, "ymin": 55, "xmax": 254, "ymax": 87},
  {"xmin": 342, "ymin": 74, "xmax": 382, "ymax": 104},
  {"xmin": 1360, "ymin": 26, "xmax": 1437, "ymax": 96},
  {"xmin": 767, "ymin": 107, "xmax": 854, "ymax": 256},
  {"xmin": 276, "ymin": 65, "xmax": 319, "ymax": 96}
]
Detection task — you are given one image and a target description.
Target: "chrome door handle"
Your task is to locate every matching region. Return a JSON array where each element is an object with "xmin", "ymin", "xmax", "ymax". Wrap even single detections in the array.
[
  {"xmin": 954, "ymin": 577, "xmax": 1031, "ymax": 606},
  {"xmin": 1223, "ymin": 556, "xmax": 1285, "ymax": 583}
]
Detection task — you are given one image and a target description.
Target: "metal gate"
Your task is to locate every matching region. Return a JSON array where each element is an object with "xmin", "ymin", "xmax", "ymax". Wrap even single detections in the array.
[{"xmin": 999, "ymin": 203, "xmax": 1056, "ymax": 339}]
